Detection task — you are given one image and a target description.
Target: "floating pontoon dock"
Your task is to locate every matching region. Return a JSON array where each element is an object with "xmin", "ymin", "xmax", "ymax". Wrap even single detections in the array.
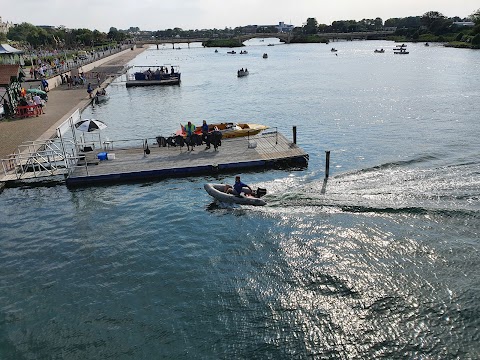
[{"xmin": 65, "ymin": 131, "xmax": 308, "ymax": 187}]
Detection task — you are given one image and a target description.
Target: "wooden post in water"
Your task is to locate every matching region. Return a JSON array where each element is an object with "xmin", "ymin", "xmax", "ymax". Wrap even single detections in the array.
[
  {"xmin": 325, "ymin": 151, "xmax": 330, "ymax": 178},
  {"xmin": 293, "ymin": 126, "xmax": 297, "ymax": 144}
]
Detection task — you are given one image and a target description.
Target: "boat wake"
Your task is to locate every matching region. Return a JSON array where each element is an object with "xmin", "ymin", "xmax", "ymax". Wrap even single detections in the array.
[{"xmin": 263, "ymin": 158, "xmax": 480, "ymax": 217}]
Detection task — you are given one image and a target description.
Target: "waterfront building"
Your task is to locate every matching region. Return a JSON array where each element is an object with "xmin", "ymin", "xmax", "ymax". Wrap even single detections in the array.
[
  {"xmin": 0, "ymin": 17, "xmax": 13, "ymax": 34},
  {"xmin": 452, "ymin": 21, "xmax": 475, "ymax": 27}
]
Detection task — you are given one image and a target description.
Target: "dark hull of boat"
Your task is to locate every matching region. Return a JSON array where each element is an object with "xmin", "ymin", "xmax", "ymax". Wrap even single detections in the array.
[
  {"xmin": 204, "ymin": 184, "xmax": 267, "ymax": 206},
  {"xmin": 126, "ymin": 77, "xmax": 181, "ymax": 87}
]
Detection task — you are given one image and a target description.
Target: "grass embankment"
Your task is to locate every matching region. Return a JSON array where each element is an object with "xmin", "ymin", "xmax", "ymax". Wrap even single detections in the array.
[{"xmin": 202, "ymin": 39, "xmax": 243, "ymax": 48}]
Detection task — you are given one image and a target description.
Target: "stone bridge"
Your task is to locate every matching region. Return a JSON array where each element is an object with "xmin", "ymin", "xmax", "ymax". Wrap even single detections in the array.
[{"xmin": 136, "ymin": 31, "xmax": 395, "ymax": 48}]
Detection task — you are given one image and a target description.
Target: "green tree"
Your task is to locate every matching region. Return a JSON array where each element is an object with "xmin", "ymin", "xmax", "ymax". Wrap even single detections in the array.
[
  {"xmin": 331, "ymin": 20, "xmax": 348, "ymax": 32},
  {"xmin": 472, "ymin": 33, "xmax": 480, "ymax": 45},
  {"xmin": 421, "ymin": 11, "xmax": 445, "ymax": 30},
  {"xmin": 75, "ymin": 28, "xmax": 94, "ymax": 47},
  {"xmin": 430, "ymin": 18, "xmax": 452, "ymax": 35},
  {"xmin": 304, "ymin": 18, "xmax": 318, "ymax": 34},
  {"xmin": 7, "ymin": 22, "xmax": 38, "ymax": 42},
  {"xmin": 470, "ymin": 9, "xmax": 480, "ymax": 24}
]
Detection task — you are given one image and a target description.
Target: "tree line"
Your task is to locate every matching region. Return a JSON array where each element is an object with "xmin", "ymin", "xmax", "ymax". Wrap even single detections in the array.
[
  {"xmin": 1, "ymin": 9, "xmax": 479, "ymax": 49},
  {"xmin": 300, "ymin": 9, "xmax": 480, "ymax": 45},
  {"xmin": 0, "ymin": 24, "xmax": 130, "ymax": 49}
]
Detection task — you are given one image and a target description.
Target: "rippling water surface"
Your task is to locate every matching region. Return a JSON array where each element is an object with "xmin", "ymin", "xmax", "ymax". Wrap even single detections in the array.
[{"xmin": 1, "ymin": 40, "xmax": 479, "ymax": 359}]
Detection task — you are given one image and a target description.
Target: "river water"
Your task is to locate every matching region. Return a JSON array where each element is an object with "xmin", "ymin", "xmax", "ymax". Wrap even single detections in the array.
[{"xmin": 1, "ymin": 39, "xmax": 479, "ymax": 359}]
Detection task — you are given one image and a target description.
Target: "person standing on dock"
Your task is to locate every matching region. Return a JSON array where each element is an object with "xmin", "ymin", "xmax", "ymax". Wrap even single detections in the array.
[
  {"xmin": 185, "ymin": 121, "xmax": 196, "ymax": 151},
  {"xmin": 201, "ymin": 120, "xmax": 210, "ymax": 150}
]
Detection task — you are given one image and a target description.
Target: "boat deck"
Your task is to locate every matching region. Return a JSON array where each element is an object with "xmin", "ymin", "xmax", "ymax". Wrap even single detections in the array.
[{"xmin": 66, "ymin": 132, "xmax": 308, "ymax": 187}]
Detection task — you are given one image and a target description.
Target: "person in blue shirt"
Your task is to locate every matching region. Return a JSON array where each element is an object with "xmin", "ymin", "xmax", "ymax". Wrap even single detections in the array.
[
  {"xmin": 231, "ymin": 175, "xmax": 252, "ymax": 196},
  {"xmin": 41, "ymin": 78, "xmax": 49, "ymax": 92},
  {"xmin": 201, "ymin": 120, "xmax": 210, "ymax": 149},
  {"xmin": 87, "ymin": 83, "xmax": 93, "ymax": 98}
]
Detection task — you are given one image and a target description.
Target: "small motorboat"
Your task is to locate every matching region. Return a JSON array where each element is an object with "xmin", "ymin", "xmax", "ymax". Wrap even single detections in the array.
[
  {"xmin": 204, "ymin": 184, "xmax": 267, "ymax": 206},
  {"xmin": 393, "ymin": 44, "xmax": 409, "ymax": 54},
  {"xmin": 237, "ymin": 69, "xmax": 249, "ymax": 77},
  {"xmin": 240, "ymin": 50, "xmax": 248, "ymax": 54},
  {"xmin": 331, "ymin": 48, "xmax": 338, "ymax": 52},
  {"xmin": 227, "ymin": 50, "xmax": 236, "ymax": 54},
  {"xmin": 94, "ymin": 92, "xmax": 109, "ymax": 104},
  {"xmin": 263, "ymin": 53, "xmax": 268, "ymax": 59},
  {"xmin": 374, "ymin": 49, "xmax": 385, "ymax": 53},
  {"xmin": 177, "ymin": 122, "xmax": 268, "ymax": 139}
]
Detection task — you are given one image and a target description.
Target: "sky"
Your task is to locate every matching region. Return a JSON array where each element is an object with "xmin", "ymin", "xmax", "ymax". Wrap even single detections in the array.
[{"xmin": 1, "ymin": 0, "xmax": 478, "ymax": 32}]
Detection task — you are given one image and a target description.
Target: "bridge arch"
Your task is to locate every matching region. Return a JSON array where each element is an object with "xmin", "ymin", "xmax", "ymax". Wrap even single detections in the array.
[{"xmin": 236, "ymin": 33, "xmax": 291, "ymax": 44}]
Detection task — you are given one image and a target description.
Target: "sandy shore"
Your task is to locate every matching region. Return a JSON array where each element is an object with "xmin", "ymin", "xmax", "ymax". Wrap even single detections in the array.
[{"xmin": 0, "ymin": 46, "xmax": 146, "ymax": 160}]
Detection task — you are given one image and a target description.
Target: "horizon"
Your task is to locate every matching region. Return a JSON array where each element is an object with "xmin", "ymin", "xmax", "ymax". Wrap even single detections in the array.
[{"xmin": 1, "ymin": 0, "xmax": 478, "ymax": 33}]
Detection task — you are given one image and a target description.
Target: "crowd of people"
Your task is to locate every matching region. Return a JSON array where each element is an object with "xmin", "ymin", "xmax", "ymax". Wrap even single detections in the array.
[
  {"xmin": 11, "ymin": 87, "xmax": 47, "ymax": 118},
  {"xmin": 142, "ymin": 66, "xmax": 176, "ymax": 80},
  {"xmin": 183, "ymin": 119, "xmax": 217, "ymax": 151},
  {"xmin": 2, "ymin": 46, "xmax": 125, "ymax": 119}
]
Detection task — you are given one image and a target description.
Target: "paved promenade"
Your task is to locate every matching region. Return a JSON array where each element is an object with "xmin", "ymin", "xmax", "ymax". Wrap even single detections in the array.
[{"xmin": 0, "ymin": 46, "xmax": 145, "ymax": 160}]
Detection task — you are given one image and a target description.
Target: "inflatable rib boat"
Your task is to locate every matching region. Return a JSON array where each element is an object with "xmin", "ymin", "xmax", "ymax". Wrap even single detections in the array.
[{"xmin": 204, "ymin": 183, "xmax": 267, "ymax": 206}]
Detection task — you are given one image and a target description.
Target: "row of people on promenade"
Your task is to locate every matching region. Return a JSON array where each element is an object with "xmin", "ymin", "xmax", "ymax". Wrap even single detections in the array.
[
  {"xmin": 60, "ymin": 73, "xmax": 101, "ymax": 89},
  {"xmin": 26, "ymin": 44, "xmax": 131, "ymax": 80}
]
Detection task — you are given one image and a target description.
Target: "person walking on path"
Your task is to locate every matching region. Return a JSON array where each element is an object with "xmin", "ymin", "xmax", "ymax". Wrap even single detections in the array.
[
  {"xmin": 87, "ymin": 83, "xmax": 93, "ymax": 98},
  {"xmin": 32, "ymin": 94, "xmax": 44, "ymax": 115}
]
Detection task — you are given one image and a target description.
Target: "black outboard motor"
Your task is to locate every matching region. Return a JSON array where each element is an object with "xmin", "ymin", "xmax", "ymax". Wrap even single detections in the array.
[{"xmin": 255, "ymin": 188, "xmax": 267, "ymax": 198}]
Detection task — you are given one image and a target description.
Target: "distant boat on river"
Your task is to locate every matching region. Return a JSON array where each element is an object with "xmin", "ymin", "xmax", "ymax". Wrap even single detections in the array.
[
  {"xmin": 126, "ymin": 65, "xmax": 181, "ymax": 87},
  {"xmin": 237, "ymin": 68, "xmax": 249, "ymax": 77}
]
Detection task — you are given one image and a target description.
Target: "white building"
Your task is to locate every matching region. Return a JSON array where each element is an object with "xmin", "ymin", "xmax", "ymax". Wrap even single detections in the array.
[
  {"xmin": 277, "ymin": 22, "xmax": 294, "ymax": 33},
  {"xmin": 0, "ymin": 17, "xmax": 13, "ymax": 34},
  {"xmin": 453, "ymin": 21, "xmax": 475, "ymax": 27}
]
